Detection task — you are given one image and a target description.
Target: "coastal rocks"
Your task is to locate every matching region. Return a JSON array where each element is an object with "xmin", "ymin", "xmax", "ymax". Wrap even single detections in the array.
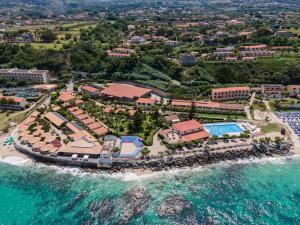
[
  {"xmin": 64, "ymin": 191, "xmax": 88, "ymax": 212},
  {"xmin": 89, "ymin": 198, "xmax": 114, "ymax": 220},
  {"xmin": 117, "ymin": 187, "xmax": 151, "ymax": 224},
  {"xmin": 112, "ymin": 140, "xmax": 293, "ymax": 172},
  {"xmin": 156, "ymin": 195, "xmax": 192, "ymax": 217}
]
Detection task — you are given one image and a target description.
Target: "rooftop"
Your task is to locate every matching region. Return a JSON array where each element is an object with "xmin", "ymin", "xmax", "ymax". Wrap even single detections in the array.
[
  {"xmin": 101, "ymin": 83, "xmax": 151, "ymax": 99},
  {"xmin": 44, "ymin": 112, "xmax": 68, "ymax": 127},
  {"xmin": 212, "ymin": 86, "xmax": 250, "ymax": 93},
  {"xmin": 58, "ymin": 91, "xmax": 75, "ymax": 102},
  {"xmin": 172, "ymin": 119, "xmax": 203, "ymax": 133}
]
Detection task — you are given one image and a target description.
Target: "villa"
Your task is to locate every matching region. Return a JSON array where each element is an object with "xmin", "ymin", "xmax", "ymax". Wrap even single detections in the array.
[
  {"xmin": 58, "ymin": 91, "xmax": 76, "ymax": 103},
  {"xmin": 159, "ymin": 119, "xmax": 209, "ymax": 144},
  {"xmin": 212, "ymin": 86, "xmax": 250, "ymax": 101},
  {"xmin": 136, "ymin": 97, "xmax": 156, "ymax": 109}
]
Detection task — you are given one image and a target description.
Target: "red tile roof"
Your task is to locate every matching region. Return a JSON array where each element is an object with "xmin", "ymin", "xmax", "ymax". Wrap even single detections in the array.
[
  {"xmin": 68, "ymin": 107, "xmax": 79, "ymax": 112},
  {"xmin": 75, "ymin": 114, "xmax": 89, "ymax": 120},
  {"xmin": 71, "ymin": 110, "xmax": 84, "ymax": 116},
  {"xmin": 212, "ymin": 86, "xmax": 250, "ymax": 93},
  {"xmin": 182, "ymin": 130, "xmax": 209, "ymax": 142},
  {"xmin": 172, "ymin": 120, "xmax": 203, "ymax": 133},
  {"xmin": 241, "ymin": 44, "xmax": 267, "ymax": 49},
  {"xmin": 0, "ymin": 96, "xmax": 25, "ymax": 103},
  {"xmin": 88, "ymin": 122, "xmax": 102, "ymax": 130},
  {"xmin": 93, "ymin": 127, "xmax": 108, "ymax": 136},
  {"xmin": 128, "ymin": 109, "xmax": 136, "ymax": 116},
  {"xmin": 58, "ymin": 91, "xmax": 75, "ymax": 102},
  {"xmin": 81, "ymin": 117, "xmax": 95, "ymax": 125},
  {"xmin": 81, "ymin": 85, "xmax": 99, "ymax": 93},
  {"xmin": 101, "ymin": 83, "xmax": 151, "ymax": 99},
  {"xmin": 136, "ymin": 98, "xmax": 156, "ymax": 104}
]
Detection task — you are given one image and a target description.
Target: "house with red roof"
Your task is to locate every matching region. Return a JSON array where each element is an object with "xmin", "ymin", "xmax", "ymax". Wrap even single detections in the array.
[
  {"xmin": 159, "ymin": 119, "xmax": 209, "ymax": 144},
  {"xmin": 58, "ymin": 91, "xmax": 75, "ymax": 103},
  {"xmin": 212, "ymin": 86, "xmax": 250, "ymax": 101},
  {"xmin": 136, "ymin": 97, "xmax": 156, "ymax": 109},
  {"xmin": 81, "ymin": 85, "xmax": 100, "ymax": 97},
  {"xmin": 100, "ymin": 83, "xmax": 152, "ymax": 101},
  {"xmin": 0, "ymin": 96, "xmax": 26, "ymax": 110}
]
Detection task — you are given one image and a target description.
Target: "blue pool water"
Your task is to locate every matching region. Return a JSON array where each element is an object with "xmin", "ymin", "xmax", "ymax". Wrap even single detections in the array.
[{"xmin": 204, "ymin": 123, "xmax": 243, "ymax": 137}]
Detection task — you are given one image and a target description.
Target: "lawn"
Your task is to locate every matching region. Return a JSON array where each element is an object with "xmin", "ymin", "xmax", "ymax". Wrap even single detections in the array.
[
  {"xmin": 18, "ymin": 43, "xmax": 64, "ymax": 50},
  {"xmin": 0, "ymin": 110, "xmax": 30, "ymax": 131},
  {"xmin": 252, "ymin": 100, "xmax": 267, "ymax": 111},
  {"xmin": 260, "ymin": 123, "xmax": 281, "ymax": 134}
]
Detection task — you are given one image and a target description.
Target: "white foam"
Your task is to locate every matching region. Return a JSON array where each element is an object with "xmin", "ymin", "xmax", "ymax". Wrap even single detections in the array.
[{"xmin": 0, "ymin": 155, "xmax": 33, "ymax": 166}]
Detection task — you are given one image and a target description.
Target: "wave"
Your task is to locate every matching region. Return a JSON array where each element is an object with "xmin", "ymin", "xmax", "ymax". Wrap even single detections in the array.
[
  {"xmin": 0, "ymin": 155, "xmax": 33, "ymax": 166},
  {"xmin": 3, "ymin": 154, "xmax": 300, "ymax": 181}
]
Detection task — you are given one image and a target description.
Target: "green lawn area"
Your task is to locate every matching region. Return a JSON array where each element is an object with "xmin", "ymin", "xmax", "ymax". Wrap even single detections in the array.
[
  {"xmin": 252, "ymin": 100, "xmax": 267, "ymax": 111},
  {"xmin": 196, "ymin": 113, "xmax": 246, "ymax": 120},
  {"xmin": 0, "ymin": 110, "xmax": 30, "ymax": 131},
  {"xmin": 260, "ymin": 123, "xmax": 281, "ymax": 134},
  {"xmin": 269, "ymin": 98, "xmax": 299, "ymax": 111},
  {"xmin": 18, "ymin": 42, "xmax": 64, "ymax": 50}
]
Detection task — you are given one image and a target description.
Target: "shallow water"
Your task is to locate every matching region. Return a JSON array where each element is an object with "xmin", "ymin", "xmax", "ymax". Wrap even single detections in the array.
[{"xmin": 0, "ymin": 156, "xmax": 300, "ymax": 225}]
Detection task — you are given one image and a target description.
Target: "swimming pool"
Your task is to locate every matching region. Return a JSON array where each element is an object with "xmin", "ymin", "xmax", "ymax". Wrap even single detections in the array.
[{"xmin": 204, "ymin": 123, "xmax": 244, "ymax": 137}]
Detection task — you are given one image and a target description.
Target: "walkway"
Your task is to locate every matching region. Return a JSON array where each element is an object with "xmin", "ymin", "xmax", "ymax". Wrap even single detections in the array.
[{"xmin": 148, "ymin": 130, "xmax": 167, "ymax": 156}]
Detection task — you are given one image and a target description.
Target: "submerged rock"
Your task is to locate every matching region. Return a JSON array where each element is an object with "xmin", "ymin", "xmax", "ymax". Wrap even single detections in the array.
[
  {"xmin": 65, "ymin": 191, "xmax": 87, "ymax": 212},
  {"xmin": 156, "ymin": 195, "xmax": 192, "ymax": 217},
  {"xmin": 117, "ymin": 187, "xmax": 151, "ymax": 224}
]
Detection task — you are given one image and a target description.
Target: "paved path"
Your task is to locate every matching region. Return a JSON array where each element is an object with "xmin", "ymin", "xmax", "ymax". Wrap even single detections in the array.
[{"xmin": 148, "ymin": 130, "xmax": 167, "ymax": 156}]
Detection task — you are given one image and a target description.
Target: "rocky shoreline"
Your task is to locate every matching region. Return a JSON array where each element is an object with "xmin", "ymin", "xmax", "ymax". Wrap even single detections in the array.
[{"xmin": 111, "ymin": 141, "xmax": 293, "ymax": 173}]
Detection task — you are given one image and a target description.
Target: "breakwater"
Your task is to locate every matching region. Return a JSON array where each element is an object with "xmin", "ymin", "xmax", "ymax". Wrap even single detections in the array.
[
  {"xmin": 14, "ymin": 139, "xmax": 293, "ymax": 172},
  {"xmin": 112, "ymin": 141, "xmax": 293, "ymax": 172}
]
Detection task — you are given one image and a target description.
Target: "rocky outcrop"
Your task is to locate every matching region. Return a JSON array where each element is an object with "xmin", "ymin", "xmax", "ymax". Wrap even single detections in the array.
[
  {"xmin": 112, "ymin": 141, "xmax": 293, "ymax": 172},
  {"xmin": 156, "ymin": 195, "xmax": 192, "ymax": 217},
  {"xmin": 117, "ymin": 187, "xmax": 151, "ymax": 224}
]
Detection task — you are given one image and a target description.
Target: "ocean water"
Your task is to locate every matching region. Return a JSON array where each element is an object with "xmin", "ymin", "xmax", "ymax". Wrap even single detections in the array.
[{"xmin": 0, "ymin": 157, "xmax": 300, "ymax": 225}]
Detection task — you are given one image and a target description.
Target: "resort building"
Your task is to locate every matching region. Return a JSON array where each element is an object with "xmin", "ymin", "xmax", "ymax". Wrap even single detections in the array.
[
  {"xmin": 0, "ymin": 68, "xmax": 49, "ymax": 83},
  {"xmin": 212, "ymin": 86, "xmax": 250, "ymax": 101},
  {"xmin": 171, "ymin": 99, "xmax": 245, "ymax": 113},
  {"xmin": 164, "ymin": 115, "xmax": 180, "ymax": 123},
  {"xmin": 240, "ymin": 45, "xmax": 267, "ymax": 51},
  {"xmin": 44, "ymin": 112, "xmax": 68, "ymax": 127},
  {"xmin": 0, "ymin": 96, "xmax": 26, "ymax": 110},
  {"xmin": 159, "ymin": 119, "xmax": 209, "ymax": 144},
  {"xmin": 58, "ymin": 91, "xmax": 76, "ymax": 103},
  {"xmin": 287, "ymin": 85, "xmax": 300, "ymax": 97},
  {"xmin": 100, "ymin": 83, "xmax": 152, "ymax": 101},
  {"xmin": 81, "ymin": 85, "xmax": 100, "ymax": 97},
  {"xmin": 136, "ymin": 97, "xmax": 156, "ymax": 109},
  {"xmin": 57, "ymin": 137, "xmax": 103, "ymax": 158},
  {"xmin": 262, "ymin": 84, "xmax": 285, "ymax": 98}
]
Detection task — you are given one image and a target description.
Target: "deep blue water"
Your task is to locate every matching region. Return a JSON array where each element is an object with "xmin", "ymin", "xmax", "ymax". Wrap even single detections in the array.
[{"xmin": 0, "ymin": 157, "xmax": 300, "ymax": 225}]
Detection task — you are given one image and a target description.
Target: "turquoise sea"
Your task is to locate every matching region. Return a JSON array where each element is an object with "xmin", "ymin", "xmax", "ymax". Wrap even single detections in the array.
[{"xmin": 0, "ymin": 157, "xmax": 300, "ymax": 225}]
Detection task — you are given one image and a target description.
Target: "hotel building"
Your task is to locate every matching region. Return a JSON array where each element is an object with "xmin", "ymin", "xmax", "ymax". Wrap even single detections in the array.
[
  {"xmin": 159, "ymin": 120, "xmax": 209, "ymax": 144},
  {"xmin": 212, "ymin": 86, "xmax": 250, "ymax": 101},
  {"xmin": 262, "ymin": 84, "xmax": 285, "ymax": 98},
  {"xmin": 0, "ymin": 68, "xmax": 49, "ymax": 84}
]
